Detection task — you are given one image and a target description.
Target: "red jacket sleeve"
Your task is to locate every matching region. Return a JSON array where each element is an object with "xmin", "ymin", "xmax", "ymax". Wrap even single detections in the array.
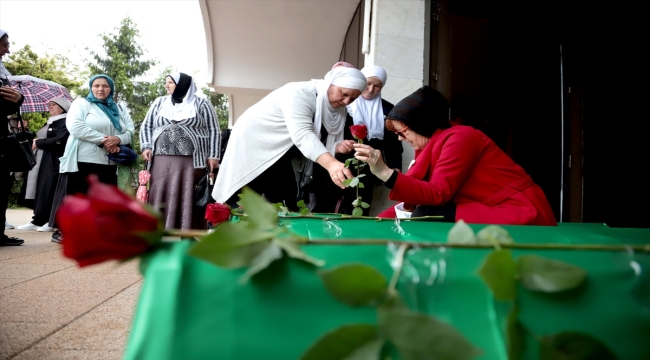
[{"xmin": 389, "ymin": 127, "xmax": 483, "ymax": 206}]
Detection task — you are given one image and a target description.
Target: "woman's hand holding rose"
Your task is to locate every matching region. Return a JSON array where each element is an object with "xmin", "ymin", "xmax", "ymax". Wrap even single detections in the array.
[{"xmin": 353, "ymin": 143, "xmax": 394, "ymax": 182}]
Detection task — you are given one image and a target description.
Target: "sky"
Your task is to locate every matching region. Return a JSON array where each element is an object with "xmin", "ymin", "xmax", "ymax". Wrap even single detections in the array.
[{"xmin": 0, "ymin": 0, "xmax": 209, "ymax": 86}]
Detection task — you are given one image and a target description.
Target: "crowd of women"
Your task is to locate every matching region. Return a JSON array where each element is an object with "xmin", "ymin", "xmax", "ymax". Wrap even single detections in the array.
[{"xmin": 3, "ymin": 29, "xmax": 556, "ymax": 247}]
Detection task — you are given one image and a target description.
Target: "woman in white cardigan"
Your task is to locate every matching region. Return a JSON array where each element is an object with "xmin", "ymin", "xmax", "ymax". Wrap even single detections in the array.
[
  {"xmin": 49, "ymin": 74, "xmax": 135, "ymax": 243},
  {"xmin": 213, "ymin": 67, "xmax": 367, "ymax": 209}
]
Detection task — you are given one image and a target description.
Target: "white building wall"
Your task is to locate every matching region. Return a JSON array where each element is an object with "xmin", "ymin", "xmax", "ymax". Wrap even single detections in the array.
[{"xmin": 366, "ymin": 0, "xmax": 426, "ymax": 215}]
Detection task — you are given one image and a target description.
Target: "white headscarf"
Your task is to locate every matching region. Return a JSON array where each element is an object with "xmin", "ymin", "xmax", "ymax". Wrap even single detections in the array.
[
  {"xmin": 311, "ymin": 67, "xmax": 367, "ymax": 153},
  {"xmin": 158, "ymin": 72, "xmax": 198, "ymax": 121},
  {"xmin": 347, "ymin": 65, "xmax": 388, "ymax": 140},
  {"xmin": 0, "ymin": 29, "xmax": 12, "ymax": 79}
]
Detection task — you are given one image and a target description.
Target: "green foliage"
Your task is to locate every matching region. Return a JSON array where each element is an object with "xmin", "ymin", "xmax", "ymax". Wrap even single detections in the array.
[
  {"xmin": 478, "ymin": 250, "xmax": 517, "ymax": 301},
  {"xmin": 202, "ymin": 87, "xmax": 229, "ymax": 130},
  {"xmin": 3, "ymin": 44, "xmax": 83, "ymax": 91},
  {"xmin": 506, "ymin": 306, "xmax": 526, "ymax": 360},
  {"xmin": 300, "ymin": 324, "xmax": 382, "ymax": 360},
  {"xmin": 3, "ymin": 44, "xmax": 83, "ymax": 134},
  {"xmin": 189, "ymin": 188, "xmax": 324, "ymax": 283},
  {"xmin": 540, "ymin": 332, "xmax": 619, "ymax": 360},
  {"xmin": 378, "ymin": 300, "xmax": 482, "ymax": 360},
  {"xmin": 517, "ymin": 255, "xmax": 587, "ymax": 292},
  {"xmin": 318, "ymin": 264, "xmax": 388, "ymax": 307},
  {"xmin": 81, "ymin": 17, "xmax": 162, "ymax": 129}
]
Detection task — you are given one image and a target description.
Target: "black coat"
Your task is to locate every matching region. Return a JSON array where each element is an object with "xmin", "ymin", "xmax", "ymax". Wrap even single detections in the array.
[{"xmin": 31, "ymin": 117, "xmax": 69, "ymax": 223}]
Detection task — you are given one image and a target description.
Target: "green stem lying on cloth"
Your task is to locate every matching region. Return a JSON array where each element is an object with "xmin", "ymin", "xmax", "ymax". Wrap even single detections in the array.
[
  {"xmin": 278, "ymin": 215, "xmax": 445, "ymax": 221},
  {"xmin": 166, "ymin": 230, "xmax": 650, "ymax": 253}
]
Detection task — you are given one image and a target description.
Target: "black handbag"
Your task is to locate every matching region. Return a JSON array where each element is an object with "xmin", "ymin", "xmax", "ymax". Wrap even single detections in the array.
[
  {"xmin": 194, "ymin": 170, "xmax": 214, "ymax": 207},
  {"xmin": 299, "ymin": 159, "xmax": 330, "ymax": 193},
  {"xmin": 298, "ymin": 123, "xmax": 330, "ymax": 193},
  {"xmin": 5, "ymin": 121, "xmax": 36, "ymax": 172},
  {"xmin": 107, "ymin": 145, "xmax": 138, "ymax": 165}
]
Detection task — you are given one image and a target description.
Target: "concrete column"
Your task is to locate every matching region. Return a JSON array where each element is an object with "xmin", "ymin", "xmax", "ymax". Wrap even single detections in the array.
[{"xmin": 365, "ymin": 0, "xmax": 426, "ymax": 215}]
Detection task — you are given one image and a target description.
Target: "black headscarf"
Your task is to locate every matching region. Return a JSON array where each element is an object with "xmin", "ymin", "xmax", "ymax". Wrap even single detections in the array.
[
  {"xmin": 386, "ymin": 85, "xmax": 450, "ymax": 137},
  {"xmin": 170, "ymin": 72, "xmax": 193, "ymax": 105}
]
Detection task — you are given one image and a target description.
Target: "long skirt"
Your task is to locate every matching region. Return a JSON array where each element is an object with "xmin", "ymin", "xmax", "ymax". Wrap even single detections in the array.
[{"xmin": 149, "ymin": 155, "xmax": 206, "ymax": 230}]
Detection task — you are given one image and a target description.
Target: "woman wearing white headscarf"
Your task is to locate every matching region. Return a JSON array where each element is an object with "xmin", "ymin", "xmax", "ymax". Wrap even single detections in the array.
[
  {"xmin": 140, "ymin": 72, "xmax": 221, "ymax": 230},
  {"xmin": 16, "ymin": 97, "xmax": 71, "ymax": 232},
  {"xmin": 313, "ymin": 65, "xmax": 403, "ymax": 214},
  {"xmin": 213, "ymin": 67, "xmax": 367, "ymax": 209}
]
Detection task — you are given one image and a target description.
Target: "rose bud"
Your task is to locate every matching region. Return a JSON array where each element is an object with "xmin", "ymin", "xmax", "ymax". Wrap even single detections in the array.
[
  {"xmin": 205, "ymin": 203, "xmax": 231, "ymax": 225},
  {"xmin": 350, "ymin": 124, "xmax": 368, "ymax": 140},
  {"xmin": 57, "ymin": 175, "xmax": 161, "ymax": 267}
]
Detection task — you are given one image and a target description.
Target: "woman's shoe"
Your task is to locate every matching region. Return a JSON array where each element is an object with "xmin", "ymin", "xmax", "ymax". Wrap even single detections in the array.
[
  {"xmin": 5, "ymin": 221, "xmax": 15, "ymax": 230},
  {"xmin": 37, "ymin": 223, "xmax": 54, "ymax": 232},
  {"xmin": 17, "ymin": 222, "xmax": 39, "ymax": 231},
  {"xmin": 51, "ymin": 230, "xmax": 63, "ymax": 244},
  {"xmin": 0, "ymin": 236, "xmax": 24, "ymax": 246}
]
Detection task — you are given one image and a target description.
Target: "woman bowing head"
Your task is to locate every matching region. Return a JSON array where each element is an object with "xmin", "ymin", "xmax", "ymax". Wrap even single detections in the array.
[{"xmin": 213, "ymin": 66, "xmax": 367, "ymax": 209}]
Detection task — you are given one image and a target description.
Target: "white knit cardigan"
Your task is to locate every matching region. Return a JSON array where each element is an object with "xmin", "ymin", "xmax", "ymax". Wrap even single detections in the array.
[{"xmin": 212, "ymin": 81, "xmax": 335, "ymax": 203}]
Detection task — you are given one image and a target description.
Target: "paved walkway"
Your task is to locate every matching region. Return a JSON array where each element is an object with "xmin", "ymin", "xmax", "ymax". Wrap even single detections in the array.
[{"xmin": 1, "ymin": 209, "xmax": 142, "ymax": 360}]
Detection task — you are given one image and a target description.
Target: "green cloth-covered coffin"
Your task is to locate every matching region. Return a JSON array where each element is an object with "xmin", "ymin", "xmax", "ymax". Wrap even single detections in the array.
[{"xmin": 123, "ymin": 220, "xmax": 650, "ymax": 360}]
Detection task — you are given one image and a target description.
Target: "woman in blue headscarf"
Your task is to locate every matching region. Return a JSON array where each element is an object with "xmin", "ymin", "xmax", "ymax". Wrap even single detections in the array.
[{"xmin": 49, "ymin": 74, "xmax": 135, "ymax": 243}]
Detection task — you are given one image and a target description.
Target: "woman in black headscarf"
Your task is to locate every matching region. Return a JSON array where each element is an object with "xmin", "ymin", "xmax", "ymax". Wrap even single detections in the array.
[{"xmin": 140, "ymin": 72, "xmax": 221, "ymax": 230}]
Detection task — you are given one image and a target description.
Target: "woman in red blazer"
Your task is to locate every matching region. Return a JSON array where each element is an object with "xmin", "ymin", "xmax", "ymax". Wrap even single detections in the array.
[{"xmin": 353, "ymin": 86, "xmax": 556, "ymax": 226}]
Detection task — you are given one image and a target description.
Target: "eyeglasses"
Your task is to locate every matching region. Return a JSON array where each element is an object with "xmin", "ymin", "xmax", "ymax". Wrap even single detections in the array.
[{"xmin": 394, "ymin": 126, "xmax": 409, "ymax": 138}]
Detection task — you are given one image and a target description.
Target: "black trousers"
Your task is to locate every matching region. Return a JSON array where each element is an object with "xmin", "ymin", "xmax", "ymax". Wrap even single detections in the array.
[
  {"xmin": 66, "ymin": 162, "xmax": 117, "ymax": 196},
  {"xmin": 1, "ymin": 170, "xmax": 11, "ymax": 238},
  {"xmin": 411, "ymin": 203, "xmax": 457, "ymax": 222},
  {"xmin": 227, "ymin": 148, "xmax": 300, "ymax": 211}
]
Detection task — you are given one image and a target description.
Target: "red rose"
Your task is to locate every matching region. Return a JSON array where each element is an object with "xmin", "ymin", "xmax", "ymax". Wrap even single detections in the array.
[
  {"xmin": 205, "ymin": 203, "xmax": 231, "ymax": 225},
  {"xmin": 57, "ymin": 175, "xmax": 160, "ymax": 267},
  {"xmin": 350, "ymin": 124, "xmax": 368, "ymax": 140}
]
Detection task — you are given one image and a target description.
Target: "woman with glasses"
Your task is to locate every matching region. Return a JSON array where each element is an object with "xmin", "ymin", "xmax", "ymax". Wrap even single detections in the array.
[{"xmin": 353, "ymin": 86, "xmax": 556, "ymax": 225}]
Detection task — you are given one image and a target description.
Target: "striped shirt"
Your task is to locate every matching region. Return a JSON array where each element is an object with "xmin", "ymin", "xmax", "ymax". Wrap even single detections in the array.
[{"xmin": 140, "ymin": 96, "xmax": 221, "ymax": 168}]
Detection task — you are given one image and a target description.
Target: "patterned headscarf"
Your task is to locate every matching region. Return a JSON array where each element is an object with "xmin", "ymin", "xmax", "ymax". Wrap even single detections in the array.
[
  {"xmin": 86, "ymin": 74, "xmax": 121, "ymax": 132},
  {"xmin": 386, "ymin": 86, "xmax": 450, "ymax": 137}
]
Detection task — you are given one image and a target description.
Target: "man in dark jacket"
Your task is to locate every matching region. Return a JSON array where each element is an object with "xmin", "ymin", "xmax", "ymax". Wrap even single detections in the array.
[{"xmin": 1, "ymin": 28, "xmax": 26, "ymax": 246}]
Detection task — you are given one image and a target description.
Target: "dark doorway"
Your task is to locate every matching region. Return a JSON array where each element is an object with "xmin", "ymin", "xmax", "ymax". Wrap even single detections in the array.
[{"xmin": 430, "ymin": 0, "xmax": 649, "ymax": 227}]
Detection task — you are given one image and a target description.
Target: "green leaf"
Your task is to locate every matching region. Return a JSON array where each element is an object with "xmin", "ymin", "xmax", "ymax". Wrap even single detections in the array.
[
  {"xmin": 477, "ymin": 225, "xmax": 514, "ymax": 245},
  {"xmin": 447, "ymin": 220, "xmax": 477, "ymax": 244},
  {"xmin": 301, "ymin": 324, "xmax": 382, "ymax": 360},
  {"xmin": 345, "ymin": 158, "xmax": 353, "ymax": 168},
  {"xmin": 275, "ymin": 237, "xmax": 325, "ymax": 267},
  {"xmin": 352, "ymin": 198, "xmax": 360, "ymax": 206},
  {"xmin": 350, "ymin": 178, "xmax": 360, "ymax": 187},
  {"xmin": 352, "ymin": 207, "xmax": 364, "ymax": 217},
  {"xmin": 478, "ymin": 250, "xmax": 517, "ymax": 301},
  {"xmin": 188, "ymin": 221, "xmax": 276, "ymax": 268},
  {"xmin": 300, "ymin": 207, "xmax": 310, "ymax": 216},
  {"xmin": 378, "ymin": 304, "xmax": 481, "ymax": 360},
  {"xmin": 318, "ymin": 263, "xmax": 387, "ymax": 307},
  {"xmin": 517, "ymin": 255, "xmax": 587, "ymax": 292},
  {"xmin": 237, "ymin": 187, "xmax": 278, "ymax": 231},
  {"xmin": 358, "ymin": 182, "xmax": 365, "ymax": 188},
  {"xmin": 361, "ymin": 202, "xmax": 370, "ymax": 209},
  {"xmin": 239, "ymin": 243, "xmax": 284, "ymax": 284},
  {"xmin": 297, "ymin": 199, "xmax": 306, "ymax": 208},
  {"xmin": 357, "ymin": 174, "xmax": 366, "ymax": 179},
  {"xmin": 540, "ymin": 332, "xmax": 619, "ymax": 360},
  {"xmin": 506, "ymin": 305, "xmax": 526, "ymax": 360},
  {"xmin": 342, "ymin": 178, "xmax": 354, "ymax": 186}
]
